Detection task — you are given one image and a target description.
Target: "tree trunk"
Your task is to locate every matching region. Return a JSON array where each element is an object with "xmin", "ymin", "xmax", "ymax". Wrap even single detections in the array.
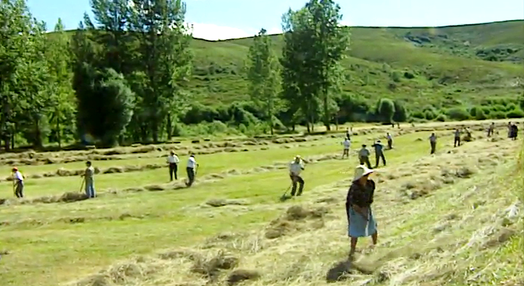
[
  {"xmin": 166, "ymin": 114, "xmax": 172, "ymax": 140},
  {"xmin": 57, "ymin": 119, "xmax": 62, "ymax": 149},
  {"xmin": 34, "ymin": 118, "xmax": 43, "ymax": 149},
  {"xmin": 323, "ymin": 94, "xmax": 330, "ymax": 131}
]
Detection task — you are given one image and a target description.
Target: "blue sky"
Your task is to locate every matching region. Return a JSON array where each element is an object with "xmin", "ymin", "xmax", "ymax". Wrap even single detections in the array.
[{"xmin": 27, "ymin": 0, "xmax": 523, "ymax": 40}]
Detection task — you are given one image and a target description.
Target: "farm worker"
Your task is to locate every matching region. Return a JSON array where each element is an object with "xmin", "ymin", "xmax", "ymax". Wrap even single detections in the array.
[
  {"xmin": 454, "ymin": 128, "xmax": 461, "ymax": 147},
  {"xmin": 429, "ymin": 133, "xmax": 437, "ymax": 154},
  {"xmin": 167, "ymin": 150, "xmax": 179, "ymax": 181},
  {"xmin": 341, "ymin": 138, "xmax": 351, "ymax": 159},
  {"xmin": 487, "ymin": 122, "xmax": 495, "ymax": 137},
  {"xmin": 346, "ymin": 165, "xmax": 378, "ymax": 257},
  {"xmin": 371, "ymin": 140, "xmax": 386, "ymax": 168},
  {"xmin": 81, "ymin": 161, "xmax": 96, "ymax": 198},
  {"xmin": 289, "ymin": 155, "xmax": 305, "ymax": 196},
  {"xmin": 11, "ymin": 167, "xmax": 24, "ymax": 198},
  {"xmin": 358, "ymin": 145, "xmax": 372, "ymax": 169},
  {"xmin": 386, "ymin": 132, "xmax": 393, "ymax": 149},
  {"xmin": 511, "ymin": 123, "xmax": 518, "ymax": 140},
  {"xmin": 185, "ymin": 154, "xmax": 198, "ymax": 187},
  {"xmin": 508, "ymin": 122, "xmax": 512, "ymax": 138}
]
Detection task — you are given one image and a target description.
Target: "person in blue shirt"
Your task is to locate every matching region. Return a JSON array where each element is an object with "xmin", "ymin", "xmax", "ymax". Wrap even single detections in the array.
[{"xmin": 371, "ymin": 140, "xmax": 386, "ymax": 168}]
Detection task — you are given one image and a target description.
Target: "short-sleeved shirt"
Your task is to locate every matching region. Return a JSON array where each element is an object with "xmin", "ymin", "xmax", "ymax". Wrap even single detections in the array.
[
  {"xmin": 187, "ymin": 157, "xmax": 197, "ymax": 169},
  {"xmin": 13, "ymin": 171, "xmax": 24, "ymax": 182},
  {"xmin": 167, "ymin": 155, "xmax": 179, "ymax": 164},
  {"xmin": 343, "ymin": 140, "xmax": 350, "ymax": 149},
  {"xmin": 346, "ymin": 180, "xmax": 376, "ymax": 220},
  {"xmin": 85, "ymin": 166, "xmax": 94, "ymax": 181},
  {"xmin": 359, "ymin": 148, "xmax": 370, "ymax": 157},
  {"xmin": 429, "ymin": 135, "xmax": 437, "ymax": 143},
  {"xmin": 454, "ymin": 130, "xmax": 461, "ymax": 138},
  {"xmin": 289, "ymin": 161, "xmax": 304, "ymax": 175}
]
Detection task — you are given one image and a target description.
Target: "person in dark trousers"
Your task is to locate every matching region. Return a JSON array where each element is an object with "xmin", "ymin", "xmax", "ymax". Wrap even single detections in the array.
[
  {"xmin": 386, "ymin": 133, "xmax": 393, "ymax": 149},
  {"xmin": 346, "ymin": 165, "xmax": 378, "ymax": 257},
  {"xmin": 167, "ymin": 151, "xmax": 179, "ymax": 181},
  {"xmin": 487, "ymin": 122, "xmax": 495, "ymax": 137},
  {"xmin": 358, "ymin": 145, "xmax": 372, "ymax": 169},
  {"xmin": 12, "ymin": 167, "xmax": 24, "ymax": 198},
  {"xmin": 185, "ymin": 154, "xmax": 198, "ymax": 187},
  {"xmin": 508, "ymin": 122, "xmax": 512, "ymax": 138},
  {"xmin": 289, "ymin": 155, "xmax": 305, "ymax": 196},
  {"xmin": 511, "ymin": 123, "xmax": 518, "ymax": 140},
  {"xmin": 341, "ymin": 137, "xmax": 351, "ymax": 159},
  {"xmin": 429, "ymin": 133, "xmax": 437, "ymax": 154},
  {"xmin": 454, "ymin": 128, "xmax": 461, "ymax": 147},
  {"xmin": 81, "ymin": 161, "xmax": 96, "ymax": 198},
  {"xmin": 371, "ymin": 140, "xmax": 386, "ymax": 168}
]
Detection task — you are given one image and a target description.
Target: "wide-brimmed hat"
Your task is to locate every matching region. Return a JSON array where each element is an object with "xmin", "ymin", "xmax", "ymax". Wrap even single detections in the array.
[
  {"xmin": 353, "ymin": 165, "xmax": 374, "ymax": 181},
  {"xmin": 294, "ymin": 155, "xmax": 301, "ymax": 160},
  {"xmin": 12, "ymin": 167, "xmax": 18, "ymax": 172}
]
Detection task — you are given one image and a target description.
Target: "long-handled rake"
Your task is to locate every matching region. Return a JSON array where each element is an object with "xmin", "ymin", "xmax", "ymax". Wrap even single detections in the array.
[
  {"xmin": 279, "ymin": 184, "xmax": 292, "ymax": 202},
  {"xmin": 79, "ymin": 178, "xmax": 85, "ymax": 194}
]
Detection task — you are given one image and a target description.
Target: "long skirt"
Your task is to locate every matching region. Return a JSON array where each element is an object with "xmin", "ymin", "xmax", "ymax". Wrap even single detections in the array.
[{"xmin": 348, "ymin": 206, "xmax": 377, "ymax": 237}]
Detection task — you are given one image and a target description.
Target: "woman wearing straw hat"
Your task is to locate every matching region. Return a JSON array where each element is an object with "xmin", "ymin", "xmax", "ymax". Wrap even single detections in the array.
[{"xmin": 346, "ymin": 165, "xmax": 378, "ymax": 257}]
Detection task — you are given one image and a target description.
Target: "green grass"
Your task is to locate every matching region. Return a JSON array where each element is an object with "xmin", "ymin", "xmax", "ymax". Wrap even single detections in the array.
[{"xmin": 0, "ymin": 130, "xmax": 448, "ymax": 286}]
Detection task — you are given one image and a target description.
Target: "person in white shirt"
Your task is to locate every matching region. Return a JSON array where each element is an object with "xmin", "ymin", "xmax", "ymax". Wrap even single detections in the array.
[
  {"xmin": 289, "ymin": 155, "xmax": 305, "ymax": 196},
  {"xmin": 342, "ymin": 138, "xmax": 351, "ymax": 159},
  {"xmin": 185, "ymin": 154, "xmax": 198, "ymax": 187},
  {"xmin": 386, "ymin": 132, "xmax": 393, "ymax": 149},
  {"xmin": 429, "ymin": 133, "xmax": 437, "ymax": 154},
  {"xmin": 167, "ymin": 151, "xmax": 180, "ymax": 181},
  {"xmin": 11, "ymin": 167, "xmax": 24, "ymax": 198},
  {"xmin": 358, "ymin": 145, "xmax": 372, "ymax": 169}
]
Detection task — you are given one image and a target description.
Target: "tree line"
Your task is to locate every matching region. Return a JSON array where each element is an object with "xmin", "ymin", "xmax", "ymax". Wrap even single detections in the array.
[{"xmin": 0, "ymin": 0, "xmax": 441, "ymax": 151}]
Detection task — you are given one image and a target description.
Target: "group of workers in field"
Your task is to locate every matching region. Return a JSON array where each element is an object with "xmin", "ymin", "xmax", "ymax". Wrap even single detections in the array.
[{"xmin": 6, "ymin": 121, "xmax": 520, "ymax": 258}]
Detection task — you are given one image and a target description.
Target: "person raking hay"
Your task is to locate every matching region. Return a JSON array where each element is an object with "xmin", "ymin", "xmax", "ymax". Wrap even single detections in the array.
[{"xmin": 346, "ymin": 165, "xmax": 378, "ymax": 257}]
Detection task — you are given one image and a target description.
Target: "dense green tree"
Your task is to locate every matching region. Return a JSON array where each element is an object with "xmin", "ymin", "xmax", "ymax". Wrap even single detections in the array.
[
  {"xmin": 377, "ymin": 98, "xmax": 395, "ymax": 123},
  {"xmin": 0, "ymin": 0, "xmax": 51, "ymax": 149},
  {"xmin": 392, "ymin": 100, "xmax": 409, "ymax": 122},
  {"xmin": 46, "ymin": 19, "xmax": 77, "ymax": 147},
  {"xmin": 247, "ymin": 28, "xmax": 281, "ymax": 135},
  {"xmin": 280, "ymin": 0, "xmax": 350, "ymax": 132},
  {"xmin": 129, "ymin": 0, "xmax": 193, "ymax": 142}
]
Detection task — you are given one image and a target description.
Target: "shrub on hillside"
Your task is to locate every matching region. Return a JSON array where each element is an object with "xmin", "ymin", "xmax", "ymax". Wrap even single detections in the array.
[
  {"xmin": 393, "ymin": 100, "xmax": 409, "ymax": 122},
  {"xmin": 376, "ymin": 98, "xmax": 395, "ymax": 123},
  {"xmin": 490, "ymin": 111, "xmax": 507, "ymax": 119},
  {"xmin": 469, "ymin": 106, "xmax": 488, "ymax": 120},
  {"xmin": 436, "ymin": 114, "xmax": 447, "ymax": 122},
  {"xmin": 506, "ymin": 108, "xmax": 524, "ymax": 118},
  {"xmin": 447, "ymin": 107, "xmax": 470, "ymax": 121}
]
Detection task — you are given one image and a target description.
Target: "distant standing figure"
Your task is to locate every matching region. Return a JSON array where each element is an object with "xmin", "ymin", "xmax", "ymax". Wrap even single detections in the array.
[
  {"xmin": 487, "ymin": 122, "xmax": 495, "ymax": 137},
  {"xmin": 82, "ymin": 161, "xmax": 96, "ymax": 198},
  {"xmin": 511, "ymin": 123, "xmax": 518, "ymax": 140},
  {"xmin": 289, "ymin": 155, "xmax": 306, "ymax": 196},
  {"xmin": 342, "ymin": 138, "xmax": 351, "ymax": 159},
  {"xmin": 346, "ymin": 165, "xmax": 378, "ymax": 257},
  {"xmin": 358, "ymin": 145, "xmax": 372, "ymax": 169},
  {"xmin": 508, "ymin": 122, "xmax": 512, "ymax": 138},
  {"xmin": 454, "ymin": 128, "xmax": 461, "ymax": 147},
  {"xmin": 346, "ymin": 128, "xmax": 352, "ymax": 141},
  {"xmin": 386, "ymin": 132, "xmax": 393, "ymax": 149},
  {"xmin": 167, "ymin": 151, "xmax": 179, "ymax": 181},
  {"xmin": 371, "ymin": 140, "xmax": 386, "ymax": 168},
  {"xmin": 429, "ymin": 133, "xmax": 437, "ymax": 154},
  {"xmin": 185, "ymin": 154, "xmax": 198, "ymax": 187},
  {"xmin": 12, "ymin": 167, "xmax": 24, "ymax": 198}
]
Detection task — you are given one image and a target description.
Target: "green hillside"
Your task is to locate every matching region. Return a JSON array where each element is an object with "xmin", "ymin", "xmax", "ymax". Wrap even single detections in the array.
[{"xmin": 184, "ymin": 20, "xmax": 523, "ymax": 110}]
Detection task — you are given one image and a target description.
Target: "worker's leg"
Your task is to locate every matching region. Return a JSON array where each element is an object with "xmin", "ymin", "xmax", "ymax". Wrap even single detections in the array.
[
  {"xmin": 186, "ymin": 168, "xmax": 195, "ymax": 187},
  {"xmin": 297, "ymin": 176, "xmax": 305, "ymax": 196},
  {"xmin": 15, "ymin": 183, "xmax": 23, "ymax": 198},
  {"xmin": 381, "ymin": 153, "xmax": 386, "ymax": 166},
  {"xmin": 169, "ymin": 163, "xmax": 174, "ymax": 181},
  {"xmin": 371, "ymin": 230, "xmax": 378, "ymax": 245},
  {"xmin": 290, "ymin": 175, "xmax": 298, "ymax": 196},
  {"xmin": 349, "ymin": 237, "xmax": 358, "ymax": 257},
  {"xmin": 174, "ymin": 163, "xmax": 178, "ymax": 180},
  {"xmin": 359, "ymin": 156, "xmax": 364, "ymax": 165},
  {"xmin": 365, "ymin": 157, "xmax": 372, "ymax": 169},
  {"xmin": 388, "ymin": 140, "xmax": 392, "ymax": 149},
  {"xmin": 374, "ymin": 153, "xmax": 380, "ymax": 168}
]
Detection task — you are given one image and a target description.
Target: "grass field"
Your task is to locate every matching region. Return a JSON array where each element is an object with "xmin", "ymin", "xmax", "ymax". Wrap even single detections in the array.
[{"xmin": 0, "ymin": 120, "xmax": 522, "ymax": 286}]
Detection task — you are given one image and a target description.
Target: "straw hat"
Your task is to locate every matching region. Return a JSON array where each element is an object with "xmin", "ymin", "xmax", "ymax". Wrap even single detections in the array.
[{"xmin": 353, "ymin": 165, "xmax": 373, "ymax": 181}]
